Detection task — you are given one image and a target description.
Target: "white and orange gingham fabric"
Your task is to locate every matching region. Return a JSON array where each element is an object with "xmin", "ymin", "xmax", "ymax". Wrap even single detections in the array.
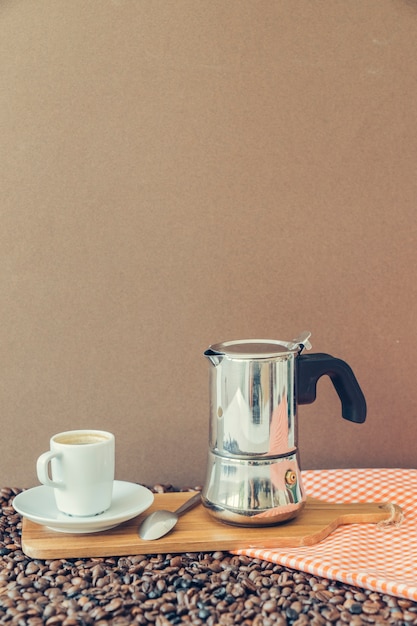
[{"xmin": 235, "ymin": 468, "xmax": 417, "ymax": 601}]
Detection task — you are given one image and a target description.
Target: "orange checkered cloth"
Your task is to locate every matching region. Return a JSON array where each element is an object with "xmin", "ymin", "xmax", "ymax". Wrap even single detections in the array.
[{"xmin": 235, "ymin": 468, "xmax": 417, "ymax": 601}]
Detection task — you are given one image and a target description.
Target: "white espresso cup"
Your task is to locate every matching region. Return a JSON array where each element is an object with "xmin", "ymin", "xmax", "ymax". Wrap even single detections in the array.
[{"xmin": 36, "ymin": 429, "xmax": 115, "ymax": 517}]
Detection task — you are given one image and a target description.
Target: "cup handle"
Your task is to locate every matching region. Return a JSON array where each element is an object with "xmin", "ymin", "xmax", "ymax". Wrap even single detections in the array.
[{"xmin": 36, "ymin": 451, "xmax": 62, "ymax": 488}]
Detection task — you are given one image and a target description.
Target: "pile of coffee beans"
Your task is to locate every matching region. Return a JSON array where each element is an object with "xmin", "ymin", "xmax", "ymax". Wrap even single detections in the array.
[{"xmin": 1, "ymin": 486, "xmax": 417, "ymax": 625}]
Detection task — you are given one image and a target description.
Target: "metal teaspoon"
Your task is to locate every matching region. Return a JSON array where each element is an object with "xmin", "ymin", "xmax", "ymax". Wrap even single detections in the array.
[{"xmin": 138, "ymin": 491, "xmax": 201, "ymax": 540}]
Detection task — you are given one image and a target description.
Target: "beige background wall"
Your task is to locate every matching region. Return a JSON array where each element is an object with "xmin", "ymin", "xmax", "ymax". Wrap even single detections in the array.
[{"xmin": 1, "ymin": 0, "xmax": 416, "ymax": 489}]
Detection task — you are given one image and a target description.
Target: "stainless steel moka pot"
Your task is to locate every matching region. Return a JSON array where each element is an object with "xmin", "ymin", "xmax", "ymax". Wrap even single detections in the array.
[{"xmin": 201, "ymin": 332, "xmax": 367, "ymax": 526}]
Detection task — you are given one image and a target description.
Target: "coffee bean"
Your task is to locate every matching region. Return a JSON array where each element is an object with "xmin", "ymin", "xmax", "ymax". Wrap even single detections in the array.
[
  {"xmin": 280, "ymin": 586, "xmax": 293, "ymax": 597},
  {"xmin": 362, "ymin": 600, "xmax": 381, "ymax": 614},
  {"xmin": 45, "ymin": 615, "xmax": 67, "ymax": 625},
  {"xmin": 321, "ymin": 606, "xmax": 340, "ymax": 621},
  {"xmin": 224, "ymin": 593, "xmax": 236, "ymax": 605},
  {"xmin": 103, "ymin": 597, "xmax": 123, "ymax": 612},
  {"xmin": 213, "ymin": 586, "xmax": 227, "ymax": 599},
  {"xmin": 399, "ymin": 599, "xmax": 413, "ymax": 609},
  {"xmin": 354, "ymin": 592, "xmax": 368, "ymax": 602},
  {"xmin": 169, "ymin": 555, "xmax": 182, "ymax": 568},
  {"xmin": 349, "ymin": 602, "xmax": 363, "ymax": 614},
  {"xmin": 315, "ymin": 589, "xmax": 333, "ymax": 602},
  {"xmin": 2, "ymin": 487, "xmax": 417, "ymax": 625},
  {"xmin": 286, "ymin": 606, "xmax": 300, "ymax": 620}
]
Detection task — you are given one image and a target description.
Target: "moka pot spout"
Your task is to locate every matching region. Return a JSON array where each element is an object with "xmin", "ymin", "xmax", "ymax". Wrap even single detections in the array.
[{"xmin": 204, "ymin": 348, "xmax": 223, "ymax": 367}]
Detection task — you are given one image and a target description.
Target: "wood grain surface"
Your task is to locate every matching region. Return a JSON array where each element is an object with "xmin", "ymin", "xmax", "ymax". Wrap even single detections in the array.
[{"xmin": 21, "ymin": 493, "xmax": 397, "ymax": 559}]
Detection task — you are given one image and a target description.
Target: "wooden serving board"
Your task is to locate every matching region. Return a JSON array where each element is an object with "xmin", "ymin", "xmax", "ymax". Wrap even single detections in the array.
[{"xmin": 21, "ymin": 493, "xmax": 398, "ymax": 559}]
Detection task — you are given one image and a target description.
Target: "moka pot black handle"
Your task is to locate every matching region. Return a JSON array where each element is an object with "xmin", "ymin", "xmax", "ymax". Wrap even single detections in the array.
[{"xmin": 296, "ymin": 353, "xmax": 367, "ymax": 423}]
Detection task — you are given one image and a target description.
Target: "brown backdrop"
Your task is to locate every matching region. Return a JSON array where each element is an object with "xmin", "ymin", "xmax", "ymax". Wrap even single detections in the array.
[{"xmin": 1, "ymin": 0, "xmax": 416, "ymax": 488}]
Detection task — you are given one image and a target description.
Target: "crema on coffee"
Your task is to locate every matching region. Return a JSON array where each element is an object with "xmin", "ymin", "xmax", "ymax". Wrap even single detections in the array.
[{"xmin": 54, "ymin": 432, "xmax": 110, "ymax": 445}]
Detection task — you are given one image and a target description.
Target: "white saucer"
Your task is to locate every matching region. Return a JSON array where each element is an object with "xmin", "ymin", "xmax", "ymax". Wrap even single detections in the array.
[{"xmin": 13, "ymin": 481, "xmax": 154, "ymax": 533}]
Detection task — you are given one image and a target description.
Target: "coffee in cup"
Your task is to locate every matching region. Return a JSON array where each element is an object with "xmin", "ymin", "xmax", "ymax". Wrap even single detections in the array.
[{"xmin": 36, "ymin": 429, "xmax": 115, "ymax": 517}]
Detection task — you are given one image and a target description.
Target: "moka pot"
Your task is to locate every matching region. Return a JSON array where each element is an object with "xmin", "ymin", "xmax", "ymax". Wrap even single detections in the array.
[{"xmin": 201, "ymin": 332, "xmax": 367, "ymax": 526}]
